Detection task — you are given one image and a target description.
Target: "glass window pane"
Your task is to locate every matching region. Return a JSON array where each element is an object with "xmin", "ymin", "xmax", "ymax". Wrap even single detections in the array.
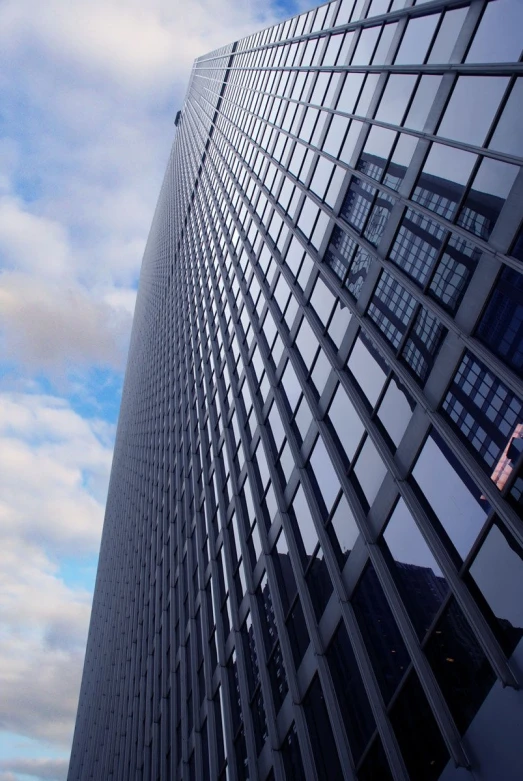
[
  {"xmin": 476, "ymin": 266, "xmax": 523, "ymax": 379},
  {"xmin": 412, "ymin": 431, "xmax": 489, "ymax": 559},
  {"xmin": 328, "ymin": 383, "xmax": 365, "ymax": 463},
  {"xmin": 303, "ymin": 676, "xmax": 344, "ymax": 779},
  {"xmin": 389, "ymin": 671, "xmax": 449, "ymax": 781},
  {"xmin": 438, "ymin": 76, "xmax": 509, "ymax": 147},
  {"xmin": 326, "ymin": 622, "xmax": 376, "ymax": 764},
  {"xmin": 377, "ymin": 375, "xmax": 415, "ymax": 447},
  {"xmin": 466, "ymin": 0, "xmax": 523, "ymax": 64},
  {"xmin": 328, "ymin": 493, "xmax": 359, "ymax": 566},
  {"xmin": 457, "ymin": 157, "xmax": 519, "ymax": 241},
  {"xmin": 309, "ymin": 435, "xmax": 341, "ymax": 516},
  {"xmin": 376, "ymin": 74, "xmax": 417, "ymax": 125},
  {"xmin": 347, "ymin": 331, "xmax": 389, "ymax": 407},
  {"xmin": 489, "ymin": 78, "xmax": 523, "ymax": 159},
  {"xmin": 404, "ymin": 75, "xmax": 442, "ymax": 131},
  {"xmin": 424, "ymin": 597, "xmax": 496, "ymax": 734},
  {"xmin": 413, "ymin": 143, "xmax": 477, "ymax": 221},
  {"xmin": 468, "ymin": 519, "xmax": 523, "ymax": 655},
  {"xmin": 383, "ymin": 498, "xmax": 448, "ymax": 639},
  {"xmin": 353, "ymin": 435, "xmax": 388, "ymax": 508},
  {"xmin": 427, "ymin": 7, "xmax": 467, "ymax": 63},
  {"xmin": 395, "ymin": 13, "xmax": 439, "ymax": 64},
  {"xmin": 352, "ymin": 563, "xmax": 410, "ymax": 702}
]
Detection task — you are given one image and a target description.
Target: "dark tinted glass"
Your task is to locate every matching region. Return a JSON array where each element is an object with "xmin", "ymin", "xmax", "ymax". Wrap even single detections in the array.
[
  {"xmin": 281, "ymin": 723, "xmax": 306, "ymax": 780},
  {"xmin": 476, "ymin": 266, "xmax": 523, "ymax": 379},
  {"xmin": 382, "ymin": 499, "xmax": 448, "ymax": 639},
  {"xmin": 424, "ymin": 597, "xmax": 496, "ymax": 734},
  {"xmin": 352, "ymin": 563, "xmax": 410, "ymax": 702},
  {"xmin": 303, "ymin": 675, "xmax": 344, "ymax": 779},
  {"xmin": 389, "ymin": 671, "xmax": 449, "ymax": 780},
  {"xmin": 467, "ymin": 519, "xmax": 523, "ymax": 656}
]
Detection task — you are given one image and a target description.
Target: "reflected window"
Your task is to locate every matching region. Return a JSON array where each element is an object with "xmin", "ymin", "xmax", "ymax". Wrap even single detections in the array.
[
  {"xmin": 412, "ymin": 143, "xmax": 477, "ymax": 221},
  {"xmin": 441, "ymin": 351, "xmax": 523, "ymax": 482},
  {"xmin": 306, "ymin": 546, "xmax": 333, "ymax": 619},
  {"xmin": 357, "ymin": 126, "xmax": 396, "ymax": 181},
  {"xmin": 367, "ymin": 271, "xmax": 418, "ymax": 349},
  {"xmin": 340, "ymin": 177, "xmax": 377, "ymax": 233},
  {"xmin": 389, "ymin": 208, "xmax": 447, "ymax": 286},
  {"xmin": 382, "ymin": 499, "xmax": 448, "ymax": 639},
  {"xmin": 429, "ymin": 234, "xmax": 481, "ymax": 312},
  {"xmin": 412, "ymin": 430, "xmax": 489, "ymax": 560},
  {"xmin": 281, "ymin": 723, "xmax": 305, "ymax": 780},
  {"xmin": 476, "ymin": 266, "xmax": 523, "ymax": 378},
  {"xmin": 400, "ymin": 306, "xmax": 446, "ymax": 384},
  {"xmin": 383, "ymin": 133, "xmax": 418, "ymax": 191},
  {"xmin": 457, "ymin": 157, "xmax": 519, "ymax": 241},
  {"xmin": 467, "ymin": 518, "xmax": 523, "ymax": 656},
  {"xmin": 424, "ymin": 597, "xmax": 496, "ymax": 734}
]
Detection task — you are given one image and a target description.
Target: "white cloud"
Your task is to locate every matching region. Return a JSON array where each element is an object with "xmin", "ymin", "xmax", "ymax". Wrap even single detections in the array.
[
  {"xmin": 0, "ymin": 392, "xmax": 114, "ymax": 748},
  {"xmin": 0, "ymin": 756, "xmax": 68, "ymax": 780}
]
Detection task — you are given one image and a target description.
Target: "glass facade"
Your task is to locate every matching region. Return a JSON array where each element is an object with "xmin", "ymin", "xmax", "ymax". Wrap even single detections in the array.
[{"xmin": 68, "ymin": 1, "xmax": 523, "ymax": 780}]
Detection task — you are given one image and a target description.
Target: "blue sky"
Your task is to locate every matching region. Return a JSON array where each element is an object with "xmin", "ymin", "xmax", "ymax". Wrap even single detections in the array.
[{"xmin": 0, "ymin": 0, "xmax": 310, "ymax": 778}]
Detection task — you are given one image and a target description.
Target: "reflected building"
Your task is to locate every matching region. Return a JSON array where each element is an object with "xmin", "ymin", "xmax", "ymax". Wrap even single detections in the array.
[{"xmin": 68, "ymin": 1, "xmax": 523, "ymax": 780}]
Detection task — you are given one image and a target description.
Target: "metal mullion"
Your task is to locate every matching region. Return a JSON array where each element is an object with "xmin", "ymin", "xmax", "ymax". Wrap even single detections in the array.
[
  {"xmin": 189, "ymin": 178, "xmax": 285, "ymax": 773},
  {"xmin": 369, "ymin": 544, "xmax": 471, "ymax": 766},
  {"xmin": 339, "ymin": 600, "xmax": 410, "ymax": 781},
  {"xmin": 192, "ymin": 145, "xmax": 310, "ymax": 738},
  {"xmin": 196, "ymin": 0, "xmax": 483, "ymax": 67}
]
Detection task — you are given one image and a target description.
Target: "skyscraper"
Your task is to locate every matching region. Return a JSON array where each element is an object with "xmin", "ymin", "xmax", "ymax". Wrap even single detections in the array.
[{"xmin": 68, "ymin": 1, "xmax": 523, "ymax": 779}]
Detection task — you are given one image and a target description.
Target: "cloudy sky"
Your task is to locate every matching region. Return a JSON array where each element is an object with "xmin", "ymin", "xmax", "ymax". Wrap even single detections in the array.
[{"xmin": 0, "ymin": 0, "xmax": 308, "ymax": 778}]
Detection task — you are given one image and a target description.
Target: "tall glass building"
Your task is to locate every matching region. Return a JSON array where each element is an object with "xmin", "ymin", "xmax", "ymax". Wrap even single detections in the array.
[{"xmin": 68, "ymin": 1, "xmax": 523, "ymax": 779}]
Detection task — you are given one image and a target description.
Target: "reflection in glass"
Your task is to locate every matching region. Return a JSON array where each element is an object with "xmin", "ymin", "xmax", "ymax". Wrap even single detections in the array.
[
  {"xmin": 367, "ymin": 271, "xmax": 417, "ymax": 349},
  {"xmin": 437, "ymin": 76, "xmax": 509, "ymax": 147},
  {"xmin": 377, "ymin": 375, "xmax": 415, "ymax": 447},
  {"xmin": 404, "ymin": 75, "xmax": 442, "ymax": 131},
  {"xmin": 490, "ymin": 82, "xmax": 523, "ymax": 159},
  {"xmin": 466, "ymin": 0, "xmax": 523, "ymax": 64},
  {"xmin": 353, "ymin": 435, "xmax": 388, "ymax": 508},
  {"xmin": 395, "ymin": 13, "xmax": 439, "ymax": 64},
  {"xmin": 375, "ymin": 74, "xmax": 417, "ymax": 125},
  {"xmin": 427, "ymin": 7, "xmax": 467, "ymax": 63},
  {"xmin": 281, "ymin": 724, "xmax": 305, "ymax": 780},
  {"xmin": 429, "ymin": 234, "xmax": 480, "ymax": 312},
  {"xmin": 390, "ymin": 208, "xmax": 447, "ymax": 286},
  {"xmin": 340, "ymin": 177, "xmax": 377, "ymax": 233},
  {"xmin": 457, "ymin": 158, "xmax": 519, "ymax": 240},
  {"xmin": 442, "ymin": 352, "xmax": 523, "ymax": 482},
  {"xmin": 476, "ymin": 266, "xmax": 523, "ymax": 378},
  {"xmin": 424, "ymin": 597, "xmax": 496, "ymax": 734},
  {"xmin": 347, "ymin": 331, "xmax": 389, "ymax": 407},
  {"xmin": 389, "ymin": 671, "xmax": 449, "ymax": 781},
  {"xmin": 400, "ymin": 306, "xmax": 446, "ymax": 384},
  {"xmin": 352, "ymin": 563, "xmax": 410, "ymax": 702},
  {"xmin": 309, "ymin": 435, "xmax": 340, "ymax": 516},
  {"xmin": 328, "ymin": 383, "xmax": 365, "ymax": 463},
  {"xmin": 382, "ymin": 499, "xmax": 448, "ymax": 639},
  {"xmin": 327, "ymin": 622, "xmax": 377, "ymax": 765},
  {"xmin": 412, "ymin": 430, "xmax": 489, "ymax": 559},
  {"xmin": 327, "ymin": 493, "xmax": 359, "ymax": 567},
  {"xmin": 468, "ymin": 519, "xmax": 523, "ymax": 656},
  {"xmin": 412, "ymin": 143, "xmax": 477, "ymax": 220},
  {"xmin": 303, "ymin": 676, "xmax": 344, "ymax": 779}
]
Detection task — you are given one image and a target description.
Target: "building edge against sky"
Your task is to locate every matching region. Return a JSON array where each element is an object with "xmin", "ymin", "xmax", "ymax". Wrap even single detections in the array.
[{"xmin": 68, "ymin": 1, "xmax": 523, "ymax": 779}]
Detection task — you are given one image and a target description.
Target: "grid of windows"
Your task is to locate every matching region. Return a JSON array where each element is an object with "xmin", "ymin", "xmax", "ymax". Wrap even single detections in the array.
[{"xmin": 69, "ymin": 2, "xmax": 523, "ymax": 780}]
